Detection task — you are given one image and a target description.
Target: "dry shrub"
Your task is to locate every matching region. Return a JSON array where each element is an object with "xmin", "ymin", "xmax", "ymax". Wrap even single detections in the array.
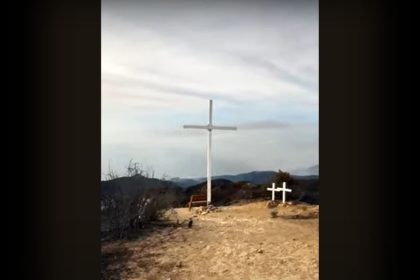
[{"xmin": 102, "ymin": 187, "xmax": 178, "ymax": 239}]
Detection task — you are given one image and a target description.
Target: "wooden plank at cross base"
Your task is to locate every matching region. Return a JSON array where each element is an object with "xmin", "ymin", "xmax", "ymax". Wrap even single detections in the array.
[{"xmin": 188, "ymin": 195, "xmax": 207, "ymax": 211}]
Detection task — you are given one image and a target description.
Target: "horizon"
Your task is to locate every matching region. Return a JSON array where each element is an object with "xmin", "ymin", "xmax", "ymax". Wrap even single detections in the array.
[{"xmin": 103, "ymin": 164, "xmax": 319, "ymax": 181}]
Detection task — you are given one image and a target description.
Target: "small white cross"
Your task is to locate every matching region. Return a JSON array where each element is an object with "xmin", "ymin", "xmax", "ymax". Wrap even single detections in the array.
[
  {"xmin": 278, "ymin": 182, "xmax": 292, "ymax": 204},
  {"xmin": 267, "ymin": 183, "xmax": 281, "ymax": 201}
]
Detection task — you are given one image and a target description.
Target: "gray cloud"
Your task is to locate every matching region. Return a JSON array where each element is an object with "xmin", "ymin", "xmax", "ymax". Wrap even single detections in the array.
[
  {"xmin": 103, "ymin": 72, "xmax": 247, "ymax": 104},
  {"xmin": 229, "ymin": 52, "xmax": 317, "ymax": 92}
]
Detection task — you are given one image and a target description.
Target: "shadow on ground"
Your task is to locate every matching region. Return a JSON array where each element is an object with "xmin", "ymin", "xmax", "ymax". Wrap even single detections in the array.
[{"xmin": 101, "ymin": 222, "xmax": 178, "ymax": 280}]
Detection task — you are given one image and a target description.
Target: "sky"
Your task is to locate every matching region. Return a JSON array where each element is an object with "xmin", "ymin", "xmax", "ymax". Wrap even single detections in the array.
[{"xmin": 102, "ymin": 0, "xmax": 318, "ymax": 179}]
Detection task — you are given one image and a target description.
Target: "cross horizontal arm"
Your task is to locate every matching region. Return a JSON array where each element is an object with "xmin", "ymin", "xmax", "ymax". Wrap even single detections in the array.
[
  {"xmin": 183, "ymin": 125, "xmax": 209, "ymax": 129},
  {"xmin": 183, "ymin": 125, "xmax": 237, "ymax": 130},
  {"xmin": 211, "ymin": 125, "xmax": 237, "ymax": 130}
]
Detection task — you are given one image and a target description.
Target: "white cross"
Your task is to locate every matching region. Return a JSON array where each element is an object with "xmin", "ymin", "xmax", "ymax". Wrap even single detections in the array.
[
  {"xmin": 279, "ymin": 182, "xmax": 292, "ymax": 204},
  {"xmin": 183, "ymin": 100, "xmax": 237, "ymax": 205},
  {"xmin": 267, "ymin": 182, "xmax": 281, "ymax": 201}
]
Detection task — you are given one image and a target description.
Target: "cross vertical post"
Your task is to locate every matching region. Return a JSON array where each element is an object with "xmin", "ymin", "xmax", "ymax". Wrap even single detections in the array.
[
  {"xmin": 207, "ymin": 100, "xmax": 212, "ymax": 204},
  {"xmin": 282, "ymin": 182, "xmax": 286, "ymax": 203},
  {"xmin": 267, "ymin": 183, "xmax": 281, "ymax": 201},
  {"xmin": 279, "ymin": 182, "xmax": 292, "ymax": 204}
]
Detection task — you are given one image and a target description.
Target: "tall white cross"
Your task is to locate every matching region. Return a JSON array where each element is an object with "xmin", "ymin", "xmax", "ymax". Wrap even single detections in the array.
[
  {"xmin": 183, "ymin": 100, "xmax": 237, "ymax": 205},
  {"xmin": 267, "ymin": 183, "xmax": 281, "ymax": 201},
  {"xmin": 279, "ymin": 182, "xmax": 292, "ymax": 204}
]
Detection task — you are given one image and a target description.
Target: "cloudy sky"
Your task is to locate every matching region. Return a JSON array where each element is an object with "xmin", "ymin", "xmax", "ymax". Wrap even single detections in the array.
[{"xmin": 102, "ymin": 0, "xmax": 318, "ymax": 179}]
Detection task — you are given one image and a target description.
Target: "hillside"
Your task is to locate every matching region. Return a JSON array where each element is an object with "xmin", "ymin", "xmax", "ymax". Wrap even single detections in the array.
[
  {"xmin": 101, "ymin": 176, "xmax": 255, "ymax": 207},
  {"xmin": 101, "ymin": 175, "xmax": 181, "ymax": 197},
  {"xmin": 182, "ymin": 177, "xmax": 319, "ymax": 205},
  {"xmin": 101, "ymin": 174, "xmax": 319, "ymax": 207}
]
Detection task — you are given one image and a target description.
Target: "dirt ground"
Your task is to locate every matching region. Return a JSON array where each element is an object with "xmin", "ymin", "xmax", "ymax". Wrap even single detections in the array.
[{"xmin": 101, "ymin": 201, "xmax": 319, "ymax": 280}]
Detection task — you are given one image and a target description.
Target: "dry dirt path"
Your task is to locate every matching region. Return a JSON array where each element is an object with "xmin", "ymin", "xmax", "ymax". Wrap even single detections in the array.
[{"xmin": 102, "ymin": 201, "xmax": 319, "ymax": 280}]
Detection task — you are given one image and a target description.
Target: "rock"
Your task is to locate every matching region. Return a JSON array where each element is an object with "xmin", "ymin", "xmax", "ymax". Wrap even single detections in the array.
[
  {"xmin": 270, "ymin": 210, "xmax": 278, "ymax": 218},
  {"xmin": 256, "ymin": 249, "xmax": 263, "ymax": 253},
  {"xmin": 266, "ymin": 201, "xmax": 276, "ymax": 208},
  {"xmin": 175, "ymin": 261, "xmax": 183, "ymax": 268}
]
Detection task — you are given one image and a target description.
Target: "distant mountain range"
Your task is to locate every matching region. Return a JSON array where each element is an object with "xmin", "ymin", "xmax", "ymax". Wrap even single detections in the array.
[
  {"xmin": 170, "ymin": 165, "xmax": 319, "ymax": 188},
  {"xmin": 170, "ymin": 171, "xmax": 274, "ymax": 188}
]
